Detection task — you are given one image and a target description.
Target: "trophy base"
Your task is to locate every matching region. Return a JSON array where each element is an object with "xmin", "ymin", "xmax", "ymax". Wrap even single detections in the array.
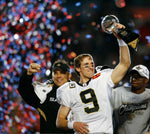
[{"xmin": 116, "ymin": 28, "xmax": 140, "ymax": 51}]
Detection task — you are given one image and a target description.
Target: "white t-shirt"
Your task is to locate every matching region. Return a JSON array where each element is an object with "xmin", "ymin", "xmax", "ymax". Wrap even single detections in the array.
[
  {"xmin": 111, "ymin": 86, "xmax": 150, "ymax": 134},
  {"xmin": 57, "ymin": 70, "xmax": 114, "ymax": 134}
]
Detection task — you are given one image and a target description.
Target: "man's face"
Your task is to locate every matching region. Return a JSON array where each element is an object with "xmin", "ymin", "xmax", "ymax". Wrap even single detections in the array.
[
  {"xmin": 77, "ymin": 56, "xmax": 95, "ymax": 80},
  {"xmin": 52, "ymin": 69, "xmax": 70, "ymax": 87},
  {"xmin": 130, "ymin": 73, "xmax": 147, "ymax": 91}
]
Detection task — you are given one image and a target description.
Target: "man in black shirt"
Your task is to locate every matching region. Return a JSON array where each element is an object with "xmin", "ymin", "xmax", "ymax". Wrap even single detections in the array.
[{"xmin": 18, "ymin": 60, "xmax": 74, "ymax": 133}]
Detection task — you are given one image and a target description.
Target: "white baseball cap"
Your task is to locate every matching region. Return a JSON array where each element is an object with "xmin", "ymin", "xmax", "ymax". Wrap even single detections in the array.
[{"xmin": 129, "ymin": 65, "xmax": 149, "ymax": 80}]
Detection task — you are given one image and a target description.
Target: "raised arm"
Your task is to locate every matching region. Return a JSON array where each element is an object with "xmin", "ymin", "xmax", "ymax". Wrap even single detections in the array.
[
  {"xmin": 17, "ymin": 63, "xmax": 41, "ymax": 108},
  {"xmin": 111, "ymin": 23, "xmax": 131, "ymax": 85}
]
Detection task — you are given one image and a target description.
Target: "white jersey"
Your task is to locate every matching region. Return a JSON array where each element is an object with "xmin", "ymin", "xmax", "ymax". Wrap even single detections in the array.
[
  {"xmin": 111, "ymin": 86, "xmax": 150, "ymax": 134},
  {"xmin": 57, "ymin": 70, "xmax": 114, "ymax": 134}
]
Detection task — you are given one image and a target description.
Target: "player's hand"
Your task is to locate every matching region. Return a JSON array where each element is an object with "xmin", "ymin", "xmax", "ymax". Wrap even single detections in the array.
[
  {"xmin": 73, "ymin": 122, "xmax": 89, "ymax": 134},
  {"xmin": 146, "ymin": 132, "xmax": 150, "ymax": 134},
  {"xmin": 27, "ymin": 63, "xmax": 41, "ymax": 75},
  {"xmin": 112, "ymin": 23, "xmax": 125, "ymax": 39}
]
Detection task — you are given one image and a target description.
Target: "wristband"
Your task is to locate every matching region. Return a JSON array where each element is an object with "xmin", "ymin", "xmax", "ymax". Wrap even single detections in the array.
[
  {"xmin": 117, "ymin": 39, "xmax": 127, "ymax": 47},
  {"xmin": 68, "ymin": 121, "xmax": 74, "ymax": 129}
]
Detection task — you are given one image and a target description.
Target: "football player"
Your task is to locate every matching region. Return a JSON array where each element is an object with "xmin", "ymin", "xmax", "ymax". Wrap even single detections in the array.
[{"xmin": 56, "ymin": 23, "xmax": 131, "ymax": 134}]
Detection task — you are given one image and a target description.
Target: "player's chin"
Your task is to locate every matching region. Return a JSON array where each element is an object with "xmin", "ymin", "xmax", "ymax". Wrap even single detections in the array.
[
  {"xmin": 55, "ymin": 81, "xmax": 65, "ymax": 87},
  {"xmin": 88, "ymin": 73, "xmax": 94, "ymax": 78}
]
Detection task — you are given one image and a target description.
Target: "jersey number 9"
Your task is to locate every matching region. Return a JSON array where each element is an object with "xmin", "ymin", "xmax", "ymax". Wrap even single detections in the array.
[{"xmin": 80, "ymin": 89, "xmax": 99, "ymax": 114}]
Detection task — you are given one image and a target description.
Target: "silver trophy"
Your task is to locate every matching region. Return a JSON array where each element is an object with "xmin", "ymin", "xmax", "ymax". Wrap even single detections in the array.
[
  {"xmin": 101, "ymin": 15, "xmax": 140, "ymax": 51},
  {"xmin": 101, "ymin": 15, "xmax": 119, "ymax": 34}
]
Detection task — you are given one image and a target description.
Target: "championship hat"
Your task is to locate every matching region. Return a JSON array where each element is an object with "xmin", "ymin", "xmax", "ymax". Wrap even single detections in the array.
[{"xmin": 129, "ymin": 65, "xmax": 149, "ymax": 80}]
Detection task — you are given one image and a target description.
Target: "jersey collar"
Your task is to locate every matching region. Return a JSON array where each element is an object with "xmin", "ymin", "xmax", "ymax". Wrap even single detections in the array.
[{"xmin": 77, "ymin": 79, "xmax": 91, "ymax": 87}]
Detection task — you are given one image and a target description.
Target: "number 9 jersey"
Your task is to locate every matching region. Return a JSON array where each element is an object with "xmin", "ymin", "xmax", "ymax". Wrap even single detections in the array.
[{"xmin": 57, "ymin": 69, "xmax": 114, "ymax": 134}]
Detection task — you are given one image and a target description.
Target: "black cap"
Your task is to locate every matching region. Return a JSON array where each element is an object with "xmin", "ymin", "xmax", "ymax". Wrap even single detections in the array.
[{"xmin": 52, "ymin": 62, "xmax": 70, "ymax": 72}]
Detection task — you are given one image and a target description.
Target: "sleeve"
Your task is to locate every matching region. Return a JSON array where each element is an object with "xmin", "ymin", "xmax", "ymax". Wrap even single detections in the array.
[
  {"xmin": 101, "ymin": 69, "xmax": 115, "ymax": 99},
  {"xmin": 57, "ymin": 82, "xmax": 72, "ymax": 108},
  {"xmin": 17, "ymin": 70, "xmax": 40, "ymax": 108},
  {"xmin": 105, "ymin": 69, "xmax": 115, "ymax": 88},
  {"xmin": 111, "ymin": 89, "xmax": 116, "ymax": 109}
]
